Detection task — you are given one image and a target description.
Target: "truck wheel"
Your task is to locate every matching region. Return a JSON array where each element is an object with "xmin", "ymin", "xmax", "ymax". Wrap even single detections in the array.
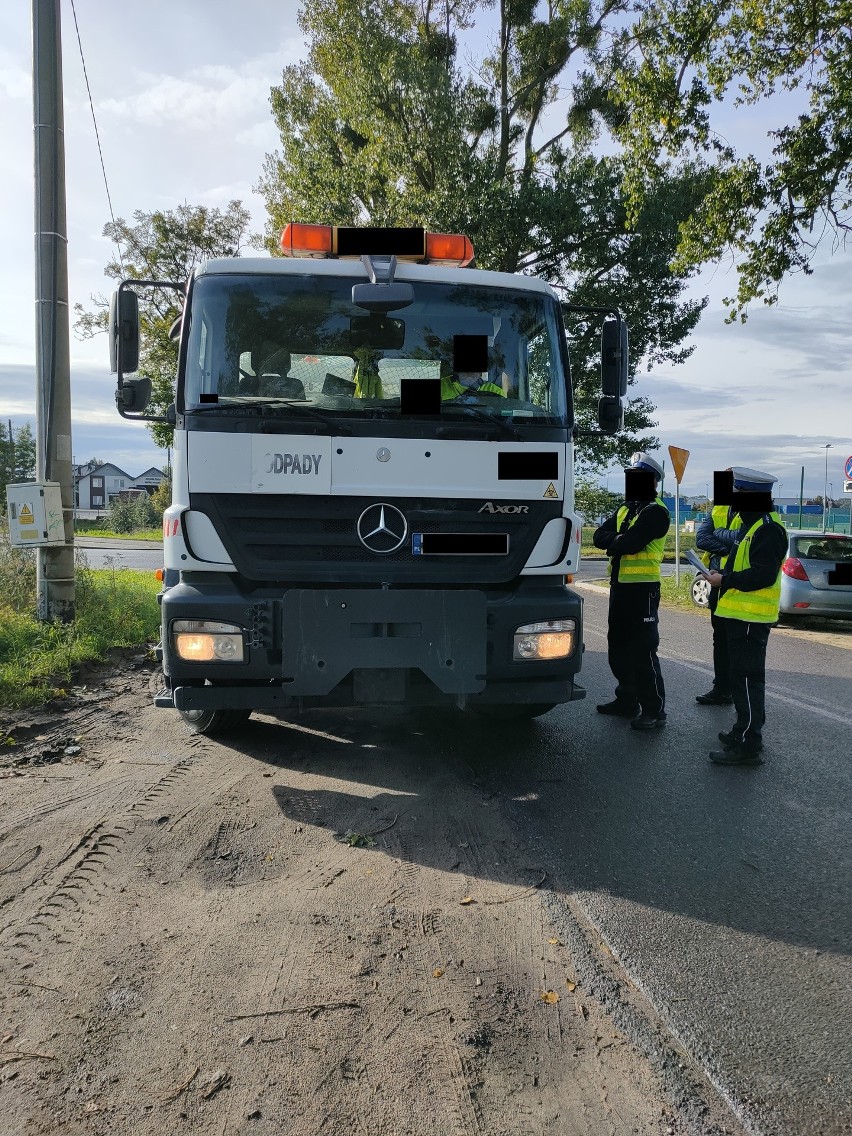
[
  {"xmin": 179, "ymin": 708, "xmax": 251, "ymax": 736},
  {"xmin": 473, "ymin": 704, "xmax": 556, "ymax": 721}
]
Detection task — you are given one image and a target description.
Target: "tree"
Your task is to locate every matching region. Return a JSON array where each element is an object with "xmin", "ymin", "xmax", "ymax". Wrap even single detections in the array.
[
  {"xmin": 0, "ymin": 421, "xmax": 37, "ymax": 507},
  {"xmin": 615, "ymin": 0, "xmax": 852, "ymax": 319},
  {"xmin": 575, "ymin": 478, "xmax": 622, "ymax": 526},
  {"xmin": 256, "ymin": 0, "xmax": 710, "ymax": 470},
  {"xmin": 75, "ymin": 202, "xmax": 252, "ymax": 447}
]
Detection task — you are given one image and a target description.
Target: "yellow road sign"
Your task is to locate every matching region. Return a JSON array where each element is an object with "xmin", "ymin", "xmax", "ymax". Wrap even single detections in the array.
[{"xmin": 668, "ymin": 446, "xmax": 689, "ymax": 483}]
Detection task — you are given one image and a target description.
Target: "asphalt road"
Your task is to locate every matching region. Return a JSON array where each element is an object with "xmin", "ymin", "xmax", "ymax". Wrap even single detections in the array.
[
  {"xmin": 75, "ymin": 536, "xmax": 164, "ymax": 572},
  {"xmin": 483, "ymin": 586, "xmax": 852, "ymax": 1135}
]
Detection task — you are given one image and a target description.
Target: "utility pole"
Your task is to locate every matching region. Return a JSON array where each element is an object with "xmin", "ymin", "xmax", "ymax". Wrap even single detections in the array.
[{"xmin": 33, "ymin": 0, "xmax": 74, "ymax": 621}]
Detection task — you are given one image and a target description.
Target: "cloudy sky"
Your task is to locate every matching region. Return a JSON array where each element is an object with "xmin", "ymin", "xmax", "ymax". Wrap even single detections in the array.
[{"xmin": 1, "ymin": 1, "xmax": 850, "ymax": 499}]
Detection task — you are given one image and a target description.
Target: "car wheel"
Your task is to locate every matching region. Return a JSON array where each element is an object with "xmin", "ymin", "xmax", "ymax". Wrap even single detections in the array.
[
  {"xmin": 178, "ymin": 708, "xmax": 251, "ymax": 736},
  {"xmin": 691, "ymin": 576, "xmax": 711, "ymax": 608}
]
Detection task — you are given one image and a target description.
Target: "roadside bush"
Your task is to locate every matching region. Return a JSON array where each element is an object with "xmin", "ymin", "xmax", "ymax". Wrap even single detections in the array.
[
  {"xmin": 150, "ymin": 477, "xmax": 171, "ymax": 517},
  {"xmin": 0, "ymin": 531, "xmax": 160, "ymax": 708},
  {"xmin": 0, "ymin": 537, "xmax": 37, "ymax": 612},
  {"xmin": 106, "ymin": 496, "xmax": 134, "ymax": 533},
  {"xmin": 131, "ymin": 492, "xmax": 157, "ymax": 530}
]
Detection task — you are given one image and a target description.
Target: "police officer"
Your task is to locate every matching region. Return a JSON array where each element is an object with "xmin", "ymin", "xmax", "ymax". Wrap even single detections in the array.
[
  {"xmin": 694, "ymin": 471, "xmax": 742, "ymax": 705},
  {"xmin": 593, "ymin": 452, "xmax": 671, "ymax": 730},
  {"xmin": 703, "ymin": 470, "xmax": 787, "ymax": 765}
]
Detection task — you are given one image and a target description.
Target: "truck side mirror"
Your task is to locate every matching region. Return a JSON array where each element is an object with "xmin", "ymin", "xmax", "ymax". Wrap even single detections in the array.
[
  {"xmin": 597, "ymin": 395, "xmax": 624, "ymax": 435},
  {"xmin": 109, "ymin": 288, "xmax": 140, "ymax": 374},
  {"xmin": 601, "ymin": 319, "xmax": 628, "ymax": 397},
  {"xmin": 116, "ymin": 376, "xmax": 152, "ymax": 413}
]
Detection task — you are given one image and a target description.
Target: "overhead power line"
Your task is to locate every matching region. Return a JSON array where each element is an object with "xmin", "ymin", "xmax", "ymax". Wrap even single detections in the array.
[{"xmin": 69, "ymin": 0, "xmax": 124, "ymax": 271}]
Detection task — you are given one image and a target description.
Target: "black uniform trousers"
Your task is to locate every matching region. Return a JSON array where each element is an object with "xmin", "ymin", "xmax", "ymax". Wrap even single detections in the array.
[
  {"xmin": 708, "ymin": 587, "xmax": 731, "ymax": 694},
  {"xmin": 606, "ymin": 581, "xmax": 665, "ymax": 717},
  {"xmin": 724, "ymin": 619, "xmax": 772, "ymax": 745}
]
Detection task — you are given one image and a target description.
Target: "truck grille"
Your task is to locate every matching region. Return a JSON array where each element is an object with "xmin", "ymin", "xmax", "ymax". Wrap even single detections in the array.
[{"xmin": 189, "ymin": 493, "xmax": 564, "ymax": 585}]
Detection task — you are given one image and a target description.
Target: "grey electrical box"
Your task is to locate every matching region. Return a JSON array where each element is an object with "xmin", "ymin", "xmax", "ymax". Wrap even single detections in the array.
[{"xmin": 6, "ymin": 482, "xmax": 66, "ymax": 547}]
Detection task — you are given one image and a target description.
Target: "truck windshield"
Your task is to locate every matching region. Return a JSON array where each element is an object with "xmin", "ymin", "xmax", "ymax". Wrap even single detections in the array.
[{"xmin": 182, "ymin": 273, "xmax": 570, "ymax": 425}]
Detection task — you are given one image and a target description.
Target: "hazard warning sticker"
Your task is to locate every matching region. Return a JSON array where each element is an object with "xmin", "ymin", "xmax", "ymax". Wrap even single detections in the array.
[
  {"xmin": 18, "ymin": 504, "xmax": 35, "ymax": 524},
  {"xmin": 543, "ymin": 483, "xmax": 559, "ymax": 499}
]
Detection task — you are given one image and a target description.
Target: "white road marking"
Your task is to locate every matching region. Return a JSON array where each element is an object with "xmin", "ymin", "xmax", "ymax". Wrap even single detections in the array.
[{"xmin": 584, "ymin": 621, "xmax": 851, "ymax": 727}]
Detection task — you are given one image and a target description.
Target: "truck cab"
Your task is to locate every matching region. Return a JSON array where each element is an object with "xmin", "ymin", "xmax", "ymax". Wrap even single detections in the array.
[{"xmin": 110, "ymin": 225, "xmax": 626, "ymax": 733}]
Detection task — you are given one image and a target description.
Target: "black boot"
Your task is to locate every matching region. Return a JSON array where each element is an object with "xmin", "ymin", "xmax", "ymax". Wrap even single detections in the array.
[
  {"xmin": 630, "ymin": 712, "xmax": 667, "ymax": 731},
  {"xmin": 696, "ymin": 689, "xmax": 733, "ymax": 705},
  {"xmin": 709, "ymin": 742, "xmax": 764, "ymax": 766},
  {"xmin": 596, "ymin": 699, "xmax": 641, "ymax": 718},
  {"xmin": 718, "ymin": 730, "xmax": 763, "ymax": 751}
]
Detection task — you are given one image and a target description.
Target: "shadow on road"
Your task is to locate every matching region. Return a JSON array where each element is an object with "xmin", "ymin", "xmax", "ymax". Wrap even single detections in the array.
[{"xmin": 212, "ymin": 685, "xmax": 851, "ymax": 958}]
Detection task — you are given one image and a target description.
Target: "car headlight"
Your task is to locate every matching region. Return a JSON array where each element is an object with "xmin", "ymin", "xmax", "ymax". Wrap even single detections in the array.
[
  {"xmin": 513, "ymin": 619, "xmax": 576, "ymax": 661},
  {"xmin": 172, "ymin": 619, "xmax": 244, "ymax": 662}
]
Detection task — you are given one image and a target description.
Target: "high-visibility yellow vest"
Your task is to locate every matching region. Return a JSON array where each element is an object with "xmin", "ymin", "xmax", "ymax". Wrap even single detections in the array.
[
  {"xmin": 715, "ymin": 513, "xmax": 783, "ymax": 623},
  {"xmin": 354, "ymin": 359, "xmax": 383, "ymax": 399},
  {"xmin": 614, "ymin": 496, "xmax": 670, "ymax": 583},
  {"xmin": 700, "ymin": 504, "xmax": 742, "ymax": 567},
  {"xmin": 440, "ymin": 376, "xmax": 506, "ymax": 400}
]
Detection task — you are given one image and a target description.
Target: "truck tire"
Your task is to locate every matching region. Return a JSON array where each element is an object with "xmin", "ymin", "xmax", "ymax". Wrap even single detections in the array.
[{"xmin": 179, "ymin": 708, "xmax": 251, "ymax": 736}]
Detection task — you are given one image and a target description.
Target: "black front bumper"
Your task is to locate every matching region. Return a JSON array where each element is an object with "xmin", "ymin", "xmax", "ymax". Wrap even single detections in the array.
[{"xmin": 159, "ymin": 575, "xmax": 585, "ymax": 711}]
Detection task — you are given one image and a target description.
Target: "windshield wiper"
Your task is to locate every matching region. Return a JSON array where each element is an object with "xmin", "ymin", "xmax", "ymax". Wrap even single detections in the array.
[
  {"xmin": 439, "ymin": 404, "xmax": 521, "ymax": 440},
  {"xmin": 188, "ymin": 399, "xmax": 350, "ymax": 433}
]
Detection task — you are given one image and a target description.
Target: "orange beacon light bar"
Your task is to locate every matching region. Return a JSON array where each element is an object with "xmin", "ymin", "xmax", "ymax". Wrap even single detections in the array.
[
  {"xmin": 280, "ymin": 224, "xmax": 474, "ymax": 267},
  {"xmin": 280, "ymin": 223, "xmax": 334, "ymax": 258}
]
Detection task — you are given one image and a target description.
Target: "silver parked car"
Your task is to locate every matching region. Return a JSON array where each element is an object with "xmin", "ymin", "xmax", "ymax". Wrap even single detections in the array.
[
  {"xmin": 779, "ymin": 529, "xmax": 852, "ymax": 618},
  {"xmin": 690, "ymin": 528, "xmax": 852, "ymax": 618}
]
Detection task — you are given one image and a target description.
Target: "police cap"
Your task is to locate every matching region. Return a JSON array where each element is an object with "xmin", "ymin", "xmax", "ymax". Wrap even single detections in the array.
[
  {"xmin": 731, "ymin": 467, "xmax": 778, "ymax": 492},
  {"xmin": 627, "ymin": 451, "xmax": 664, "ymax": 480}
]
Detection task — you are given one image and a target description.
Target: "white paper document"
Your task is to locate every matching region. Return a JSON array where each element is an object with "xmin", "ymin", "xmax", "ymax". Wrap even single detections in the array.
[{"xmin": 684, "ymin": 548, "xmax": 712, "ymax": 577}]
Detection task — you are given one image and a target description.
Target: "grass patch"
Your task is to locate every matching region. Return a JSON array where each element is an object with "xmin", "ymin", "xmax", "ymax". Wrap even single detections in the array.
[
  {"xmin": 581, "ymin": 526, "xmax": 697, "ymax": 560},
  {"xmin": 660, "ymin": 572, "xmax": 709, "ymax": 613},
  {"xmin": 74, "ymin": 521, "xmax": 162, "ymax": 541},
  {"xmin": 578, "ymin": 570, "xmax": 709, "ymax": 615},
  {"xmin": 0, "ymin": 542, "xmax": 161, "ymax": 709}
]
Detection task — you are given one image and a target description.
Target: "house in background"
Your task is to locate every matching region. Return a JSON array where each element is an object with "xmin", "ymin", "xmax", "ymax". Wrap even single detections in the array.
[
  {"xmin": 73, "ymin": 462, "xmax": 166, "ymax": 510},
  {"xmin": 131, "ymin": 466, "xmax": 167, "ymax": 494}
]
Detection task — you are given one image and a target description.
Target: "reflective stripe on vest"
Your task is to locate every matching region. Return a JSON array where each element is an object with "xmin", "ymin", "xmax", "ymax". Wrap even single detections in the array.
[
  {"xmin": 699, "ymin": 504, "xmax": 742, "ymax": 567},
  {"xmin": 614, "ymin": 496, "xmax": 670, "ymax": 583},
  {"xmin": 441, "ymin": 377, "xmax": 505, "ymax": 399},
  {"xmin": 354, "ymin": 359, "xmax": 383, "ymax": 399},
  {"xmin": 715, "ymin": 512, "xmax": 783, "ymax": 623}
]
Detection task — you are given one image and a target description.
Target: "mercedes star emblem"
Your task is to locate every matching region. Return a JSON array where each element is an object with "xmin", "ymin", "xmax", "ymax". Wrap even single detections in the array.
[
  {"xmin": 376, "ymin": 447, "xmax": 391, "ymax": 462},
  {"xmin": 356, "ymin": 503, "xmax": 408, "ymax": 554}
]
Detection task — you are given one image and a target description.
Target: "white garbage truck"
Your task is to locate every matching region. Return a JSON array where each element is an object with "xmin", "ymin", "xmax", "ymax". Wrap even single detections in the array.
[{"xmin": 109, "ymin": 224, "xmax": 627, "ymax": 733}]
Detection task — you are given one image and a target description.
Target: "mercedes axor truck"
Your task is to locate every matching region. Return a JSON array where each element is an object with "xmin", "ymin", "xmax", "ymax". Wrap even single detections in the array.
[{"xmin": 109, "ymin": 224, "xmax": 627, "ymax": 734}]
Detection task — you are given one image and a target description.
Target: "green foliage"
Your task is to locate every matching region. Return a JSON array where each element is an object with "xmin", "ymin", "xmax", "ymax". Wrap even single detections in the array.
[
  {"xmin": 105, "ymin": 496, "xmax": 134, "ymax": 534},
  {"xmin": 575, "ymin": 480, "xmax": 623, "ymax": 526},
  {"xmin": 74, "ymin": 202, "xmax": 252, "ymax": 448},
  {"xmin": 0, "ymin": 540, "xmax": 160, "ymax": 708},
  {"xmin": 615, "ymin": 0, "xmax": 852, "ymax": 318},
  {"xmin": 0, "ymin": 421, "xmax": 37, "ymax": 507},
  {"xmin": 257, "ymin": 0, "xmax": 710, "ymax": 470},
  {"xmin": 150, "ymin": 476, "xmax": 172, "ymax": 518},
  {"xmin": 104, "ymin": 493, "xmax": 158, "ymax": 534}
]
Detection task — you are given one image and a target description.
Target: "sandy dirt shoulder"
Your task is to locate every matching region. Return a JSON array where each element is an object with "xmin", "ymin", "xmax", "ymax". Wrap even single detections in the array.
[{"xmin": 0, "ymin": 665, "xmax": 743, "ymax": 1136}]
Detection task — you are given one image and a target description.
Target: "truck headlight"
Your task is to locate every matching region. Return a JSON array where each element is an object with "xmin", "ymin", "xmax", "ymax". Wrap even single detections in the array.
[
  {"xmin": 513, "ymin": 620, "xmax": 576, "ymax": 661},
  {"xmin": 172, "ymin": 619, "xmax": 244, "ymax": 662}
]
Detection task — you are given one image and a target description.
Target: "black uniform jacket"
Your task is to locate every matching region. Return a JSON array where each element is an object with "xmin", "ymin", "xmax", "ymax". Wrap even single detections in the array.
[
  {"xmin": 593, "ymin": 500, "xmax": 671, "ymax": 585},
  {"xmin": 718, "ymin": 512, "xmax": 788, "ymax": 597}
]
